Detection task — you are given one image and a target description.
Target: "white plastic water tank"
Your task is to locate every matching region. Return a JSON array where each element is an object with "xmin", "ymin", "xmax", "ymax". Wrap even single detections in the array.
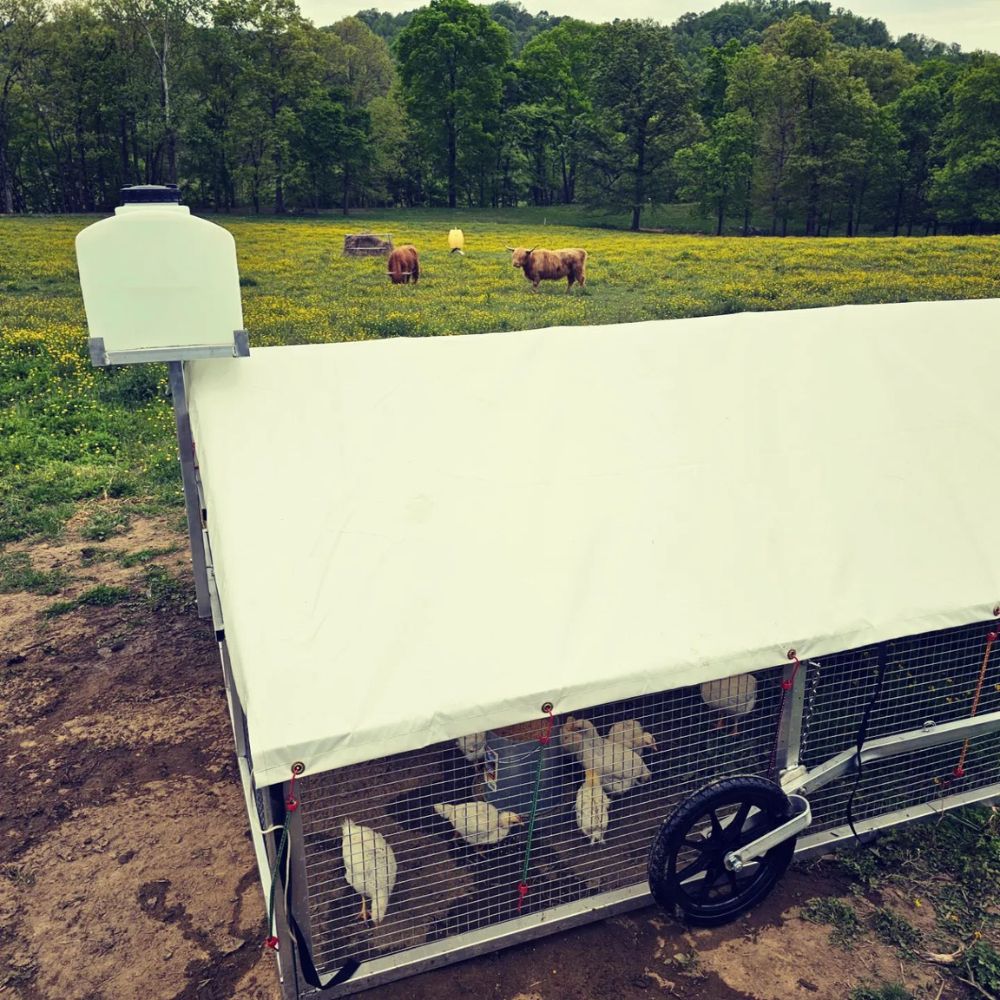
[{"xmin": 76, "ymin": 185, "xmax": 244, "ymax": 356}]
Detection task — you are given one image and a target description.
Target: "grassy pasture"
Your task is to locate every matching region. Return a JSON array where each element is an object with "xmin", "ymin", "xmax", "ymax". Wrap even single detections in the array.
[{"xmin": 1, "ymin": 212, "xmax": 999, "ymax": 543}]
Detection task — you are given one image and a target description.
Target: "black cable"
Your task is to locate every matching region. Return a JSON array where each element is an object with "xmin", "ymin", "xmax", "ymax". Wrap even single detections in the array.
[{"xmin": 845, "ymin": 642, "xmax": 890, "ymax": 846}]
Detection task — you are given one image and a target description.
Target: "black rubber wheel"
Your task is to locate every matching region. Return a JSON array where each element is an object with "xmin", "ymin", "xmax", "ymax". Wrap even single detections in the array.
[{"xmin": 647, "ymin": 776, "xmax": 796, "ymax": 927}]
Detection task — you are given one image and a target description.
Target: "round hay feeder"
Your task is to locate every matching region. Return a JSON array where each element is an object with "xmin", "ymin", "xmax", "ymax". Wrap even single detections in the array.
[{"xmin": 343, "ymin": 232, "xmax": 393, "ymax": 257}]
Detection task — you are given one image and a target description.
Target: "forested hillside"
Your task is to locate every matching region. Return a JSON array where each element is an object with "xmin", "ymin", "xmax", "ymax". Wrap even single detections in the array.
[{"xmin": 0, "ymin": 0, "xmax": 997, "ymax": 234}]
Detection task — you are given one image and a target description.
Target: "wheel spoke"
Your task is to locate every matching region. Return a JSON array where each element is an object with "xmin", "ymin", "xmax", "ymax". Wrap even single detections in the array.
[
  {"xmin": 726, "ymin": 869, "xmax": 739, "ymax": 894},
  {"xmin": 708, "ymin": 810, "xmax": 723, "ymax": 840},
  {"xmin": 729, "ymin": 801, "xmax": 751, "ymax": 836},
  {"xmin": 677, "ymin": 855, "xmax": 711, "ymax": 882},
  {"xmin": 697, "ymin": 866, "xmax": 720, "ymax": 901}
]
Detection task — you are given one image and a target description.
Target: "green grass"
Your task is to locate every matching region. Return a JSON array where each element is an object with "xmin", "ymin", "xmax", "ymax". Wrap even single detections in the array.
[
  {"xmin": 802, "ymin": 896, "xmax": 864, "ymax": 948},
  {"xmin": 1, "ymin": 214, "xmax": 999, "ymax": 544},
  {"xmin": 961, "ymin": 940, "xmax": 1000, "ymax": 993},
  {"xmin": 142, "ymin": 564, "xmax": 194, "ymax": 612},
  {"xmin": 848, "ymin": 985, "xmax": 912, "ymax": 1000},
  {"xmin": 0, "ymin": 551, "xmax": 67, "ymax": 595},
  {"xmin": 872, "ymin": 909, "xmax": 922, "ymax": 956},
  {"xmin": 80, "ymin": 508, "xmax": 131, "ymax": 542},
  {"xmin": 44, "ymin": 583, "xmax": 131, "ymax": 616},
  {"xmin": 119, "ymin": 545, "xmax": 179, "ymax": 568}
]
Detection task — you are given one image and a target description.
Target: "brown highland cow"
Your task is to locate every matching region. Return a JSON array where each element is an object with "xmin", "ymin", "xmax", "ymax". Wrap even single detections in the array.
[
  {"xmin": 387, "ymin": 244, "xmax": 419, "ymax": 284},
  {"xmin": 506, "ymin": 246, "xmax": 587, "ymax": 292}
]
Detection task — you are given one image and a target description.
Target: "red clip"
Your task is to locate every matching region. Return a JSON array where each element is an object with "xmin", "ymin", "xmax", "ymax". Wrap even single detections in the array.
[
  {"xmin": 516, "ymin": 882, "xmax": 530, "ymax": 913},
  {"xmin": 286, "ymin": 769, "xmax": 300, "ymax": 812},
  {"xmin": 953, "ymin": 765, "xmax": 966, "ymax": 779},
  {"xmin": 783, "ymin": 651, "xmax": 801, "ymax": 691},
  {"xmin": 539, "ymin": 704, "xmax": 557, "ymax": 746},
  {"xmin": 988, "ymin": 632, "xmax": 998, "ymax": 644},
  {"xmin": 264, "ymin": 935, "xmax": 280, "ymax": 950}
]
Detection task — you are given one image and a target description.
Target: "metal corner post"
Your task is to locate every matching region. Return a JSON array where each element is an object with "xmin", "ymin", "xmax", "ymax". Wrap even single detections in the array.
[
  {"xmin": 775, "ymin": 657, "xmax": 808, "ymax": 777},
  {"xmin": 168, "ymin": 360, "xmax": 211, "ymax": 619}
]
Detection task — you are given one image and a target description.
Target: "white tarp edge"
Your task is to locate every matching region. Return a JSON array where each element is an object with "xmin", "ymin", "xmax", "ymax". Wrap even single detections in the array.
[{"xmin": 187, "ymin": 299, "xmax": 1000, "ymax": 788}]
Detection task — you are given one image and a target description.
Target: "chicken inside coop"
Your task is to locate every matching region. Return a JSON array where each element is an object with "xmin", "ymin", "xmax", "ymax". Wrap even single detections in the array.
[{"xmin": 700, "ymin": 673, "xmax": 758, "ymax": 734}]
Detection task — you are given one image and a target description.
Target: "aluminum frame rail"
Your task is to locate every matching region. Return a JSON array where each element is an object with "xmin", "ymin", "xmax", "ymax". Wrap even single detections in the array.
[{"xmin": 269, "ymin": 663, "xmax": 1000, "ymax": 998}]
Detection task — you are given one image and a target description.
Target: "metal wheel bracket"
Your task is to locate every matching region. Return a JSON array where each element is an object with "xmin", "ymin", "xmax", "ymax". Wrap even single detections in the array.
[{"xmin": 724, "ymin": 794, "xmax": 811, "ymax": 872}]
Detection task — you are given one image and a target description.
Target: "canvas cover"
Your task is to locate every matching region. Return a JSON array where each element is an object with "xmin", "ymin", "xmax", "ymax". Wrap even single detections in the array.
[{"xmin": 186, "ymin": 299, "xmax": 1000, "ymax": 787}]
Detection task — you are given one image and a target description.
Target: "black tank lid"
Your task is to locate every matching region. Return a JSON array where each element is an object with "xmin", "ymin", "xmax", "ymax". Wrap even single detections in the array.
[{"xmin": 120, "ymin": 184, "xmax": 180, "ymax": 204}]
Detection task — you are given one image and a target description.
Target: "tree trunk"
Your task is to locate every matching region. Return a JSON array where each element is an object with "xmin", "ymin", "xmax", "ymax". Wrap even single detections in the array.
[
  {"xmin": 117, "ymin": 114, "xmax": 129, "ymax": 189},
  {"xmin": 631, "ymin": 129, "xmax": 646, "ymax": 232},
  {"xmin": 274, "ymin": 151, "xmax": 285, "ymax": 214},
  {"xmin": 716, "ymin": 203, "xmax": 724, "ymax": 236},
  {"xmin": 447, "ymin": 120, "xmax": 457, "ymax": 209},
  {"xmin": 0, "ymin": 121, "xmax": 14, "ymax": 214}
]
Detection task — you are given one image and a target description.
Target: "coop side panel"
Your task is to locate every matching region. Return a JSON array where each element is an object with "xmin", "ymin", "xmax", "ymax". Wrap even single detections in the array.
[{"xmin": 274, "ymin": 618, "xmax": 1000, "ymax": 995}]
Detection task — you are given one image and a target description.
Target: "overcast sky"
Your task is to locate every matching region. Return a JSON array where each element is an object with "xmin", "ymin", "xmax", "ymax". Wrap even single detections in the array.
[{"xmin": 296, "ymin": 0, "xmax": 1000, "ymax": 54}]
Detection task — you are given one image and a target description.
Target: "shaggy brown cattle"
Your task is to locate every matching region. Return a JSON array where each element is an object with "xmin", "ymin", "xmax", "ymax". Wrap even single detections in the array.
[
  {"xmin": 506, "ymin": 246, "xmax": 587, "ymax": 292},
  {"xmin": 387, "ymin": 244, "xmax": 419, "ymax": 284}
]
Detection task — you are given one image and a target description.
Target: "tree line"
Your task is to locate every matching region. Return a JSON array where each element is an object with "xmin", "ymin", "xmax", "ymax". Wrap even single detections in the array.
[{"xmin": 0, "ymin": 0, "xmax": 998, "ymax": 234}]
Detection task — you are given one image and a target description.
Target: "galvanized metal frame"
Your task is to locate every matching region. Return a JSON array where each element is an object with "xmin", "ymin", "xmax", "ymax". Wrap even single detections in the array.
[
  {"xmin": 88, "ymin": 330, "xmax": 250, "ymax": 367},
  {"xmin": 274, "ymin": 686, "xmax": 1000, "ymax": 997},
  {"xmin": 275, "ymin": 776, "xmax": 1000, "ymax": 999}
]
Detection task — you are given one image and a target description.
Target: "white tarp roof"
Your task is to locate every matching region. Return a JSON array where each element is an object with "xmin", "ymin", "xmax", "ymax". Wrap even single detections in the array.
[{"xmin": 187, "ymin": 299, "xmax": 1000, "ymax": 787}]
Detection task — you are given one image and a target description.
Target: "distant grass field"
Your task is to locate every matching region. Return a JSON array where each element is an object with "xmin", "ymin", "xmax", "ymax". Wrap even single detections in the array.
[{"xmin": 1, "ymin": 213, "xmax": 999, "ymax": 543}]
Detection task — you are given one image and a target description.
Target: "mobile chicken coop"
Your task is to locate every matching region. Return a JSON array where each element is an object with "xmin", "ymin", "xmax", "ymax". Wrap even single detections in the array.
[{"xmin": 77, "ymin": 190, "xmax": 1000, "ymax": 999}]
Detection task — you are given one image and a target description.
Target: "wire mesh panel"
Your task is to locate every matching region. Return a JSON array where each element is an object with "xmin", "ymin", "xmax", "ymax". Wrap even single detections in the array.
[
  {"xmin": 802, "ymin": 620, "xmax": 1000, "ymax": 768},
  {"xmin": 807, "ymin": 731, "xmax": 1000, "ymax": 834},
  {"xmin": 292, "ymin": 664, "xmax": 787, "ymax": 980},
  {"xmin": 282, "ymin": 618, "xmax": 1000, "ymax": 986}
]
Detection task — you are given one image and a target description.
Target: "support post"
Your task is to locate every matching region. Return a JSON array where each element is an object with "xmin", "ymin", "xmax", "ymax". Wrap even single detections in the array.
[
  {"xmin": 169, "ymin": 361, "xmax": 211, "ymax": 619},
  {"xmin": 775, "ymin": 657, "xmax": 808, "ymax": 777}
]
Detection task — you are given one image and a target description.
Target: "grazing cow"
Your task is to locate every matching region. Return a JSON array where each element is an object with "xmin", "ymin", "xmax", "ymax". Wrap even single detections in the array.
[
  {"xmin": 506, "ymin": 246, "xmax": 587, "ymax": 292},
  {"xmin": 388, "ymin": 244, "xmax": 419, "ymax": 284}
]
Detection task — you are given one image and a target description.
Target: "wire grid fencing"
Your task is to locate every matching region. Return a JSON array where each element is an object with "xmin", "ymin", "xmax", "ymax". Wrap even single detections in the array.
[
  {"xmin": 283, "ymin": 619, "xmax": 1000, "ymax": 982},
  {"xmin": 806, "ymin": 731, "xmax": 1000, "ymax": 834},
  {"xmin": 801, "ymin": 620, "xmax": 1000, "ymax": 769},
  {"xmin": 292, "ymin": 664, "xmax": 787, "ymax": 978}
]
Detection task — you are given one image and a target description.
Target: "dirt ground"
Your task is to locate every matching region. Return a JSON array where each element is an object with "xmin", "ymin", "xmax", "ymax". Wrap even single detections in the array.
[{"xmin": 0, "ymin": 515, "xmax": 975, "ymax": 1000}]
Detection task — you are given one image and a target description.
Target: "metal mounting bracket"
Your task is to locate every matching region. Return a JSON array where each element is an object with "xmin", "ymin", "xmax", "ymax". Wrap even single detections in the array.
[
  {"xmin": 724, "ymin": 794, "xmax": 812, "ymax": 871},
  {"xmin": 88, "ymin": 330, "xmax": 250, "ymax": 367}
]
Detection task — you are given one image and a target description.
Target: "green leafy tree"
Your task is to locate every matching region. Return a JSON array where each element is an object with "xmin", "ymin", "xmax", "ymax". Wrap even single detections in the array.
[
  {"xmin": 930, "ymin": 57, "xmax": 1000, "ymax": 230},
  {"xmin": 100, "ymin": 0, "xmax": 206, "ymax": 184},
  {"xmin": 325, "ymin": 16, "xmax": 394, "ymax": 106},
  {"xmin": 0, "ymin": 0, "xmax": 45, "ymax": 211},
  {"xmin": 675, "ymin": 107, "xmax": 754, "ymax": 234},
  {"xmin": 510, "ymin": 19, "xmax": 597, "ymax": 204},
  {"xmin": 396, "ymin": 0, "xmax": 510, "ymax": 208},
  {"xmin": 586, "ymin": 19, "xmax": 693, "ymax": 231},
  {"xmin": 847, "ymin": 48, "xmax": 915, "ymax": 106},
  {"xmin": 887, "ymin": 80, "xmax": 943, "ymax": 235},
  {"xmin": 724, "ymin": 42, "xmax": 777, "ymax": 232}
]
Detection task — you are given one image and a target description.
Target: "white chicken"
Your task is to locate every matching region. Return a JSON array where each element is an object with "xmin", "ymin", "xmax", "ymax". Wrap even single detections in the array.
[
  {"xmin": 341, "ymin": 818, "xmax": 397, "ymax": 925},
  {"xmin": 607, "ymin": 719, "xmax": 657, "ymax": 752},
  {"xmin": 700, "ymin": 673, "xmax": 758, "ymax": 734},
  {"xmin": 433, "ymin": 801, "xmax": 523, "ymax": 846},
  {"xmin": 575, "ymin": 768, "xmax": 610, "ymax": 844},
  {"xmin": 455, "ymin": 732, "xmax": 488, "ymax": 762},
  {"xmin": 561, "ymin": 716, "xmax": 652, "ymax": 794}
]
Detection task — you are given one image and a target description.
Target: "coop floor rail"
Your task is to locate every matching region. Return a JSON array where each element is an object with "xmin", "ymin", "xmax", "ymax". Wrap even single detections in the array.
[{"xmin": 787, "ymin": 708, "xmax": 1000, "ymax": 797}]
